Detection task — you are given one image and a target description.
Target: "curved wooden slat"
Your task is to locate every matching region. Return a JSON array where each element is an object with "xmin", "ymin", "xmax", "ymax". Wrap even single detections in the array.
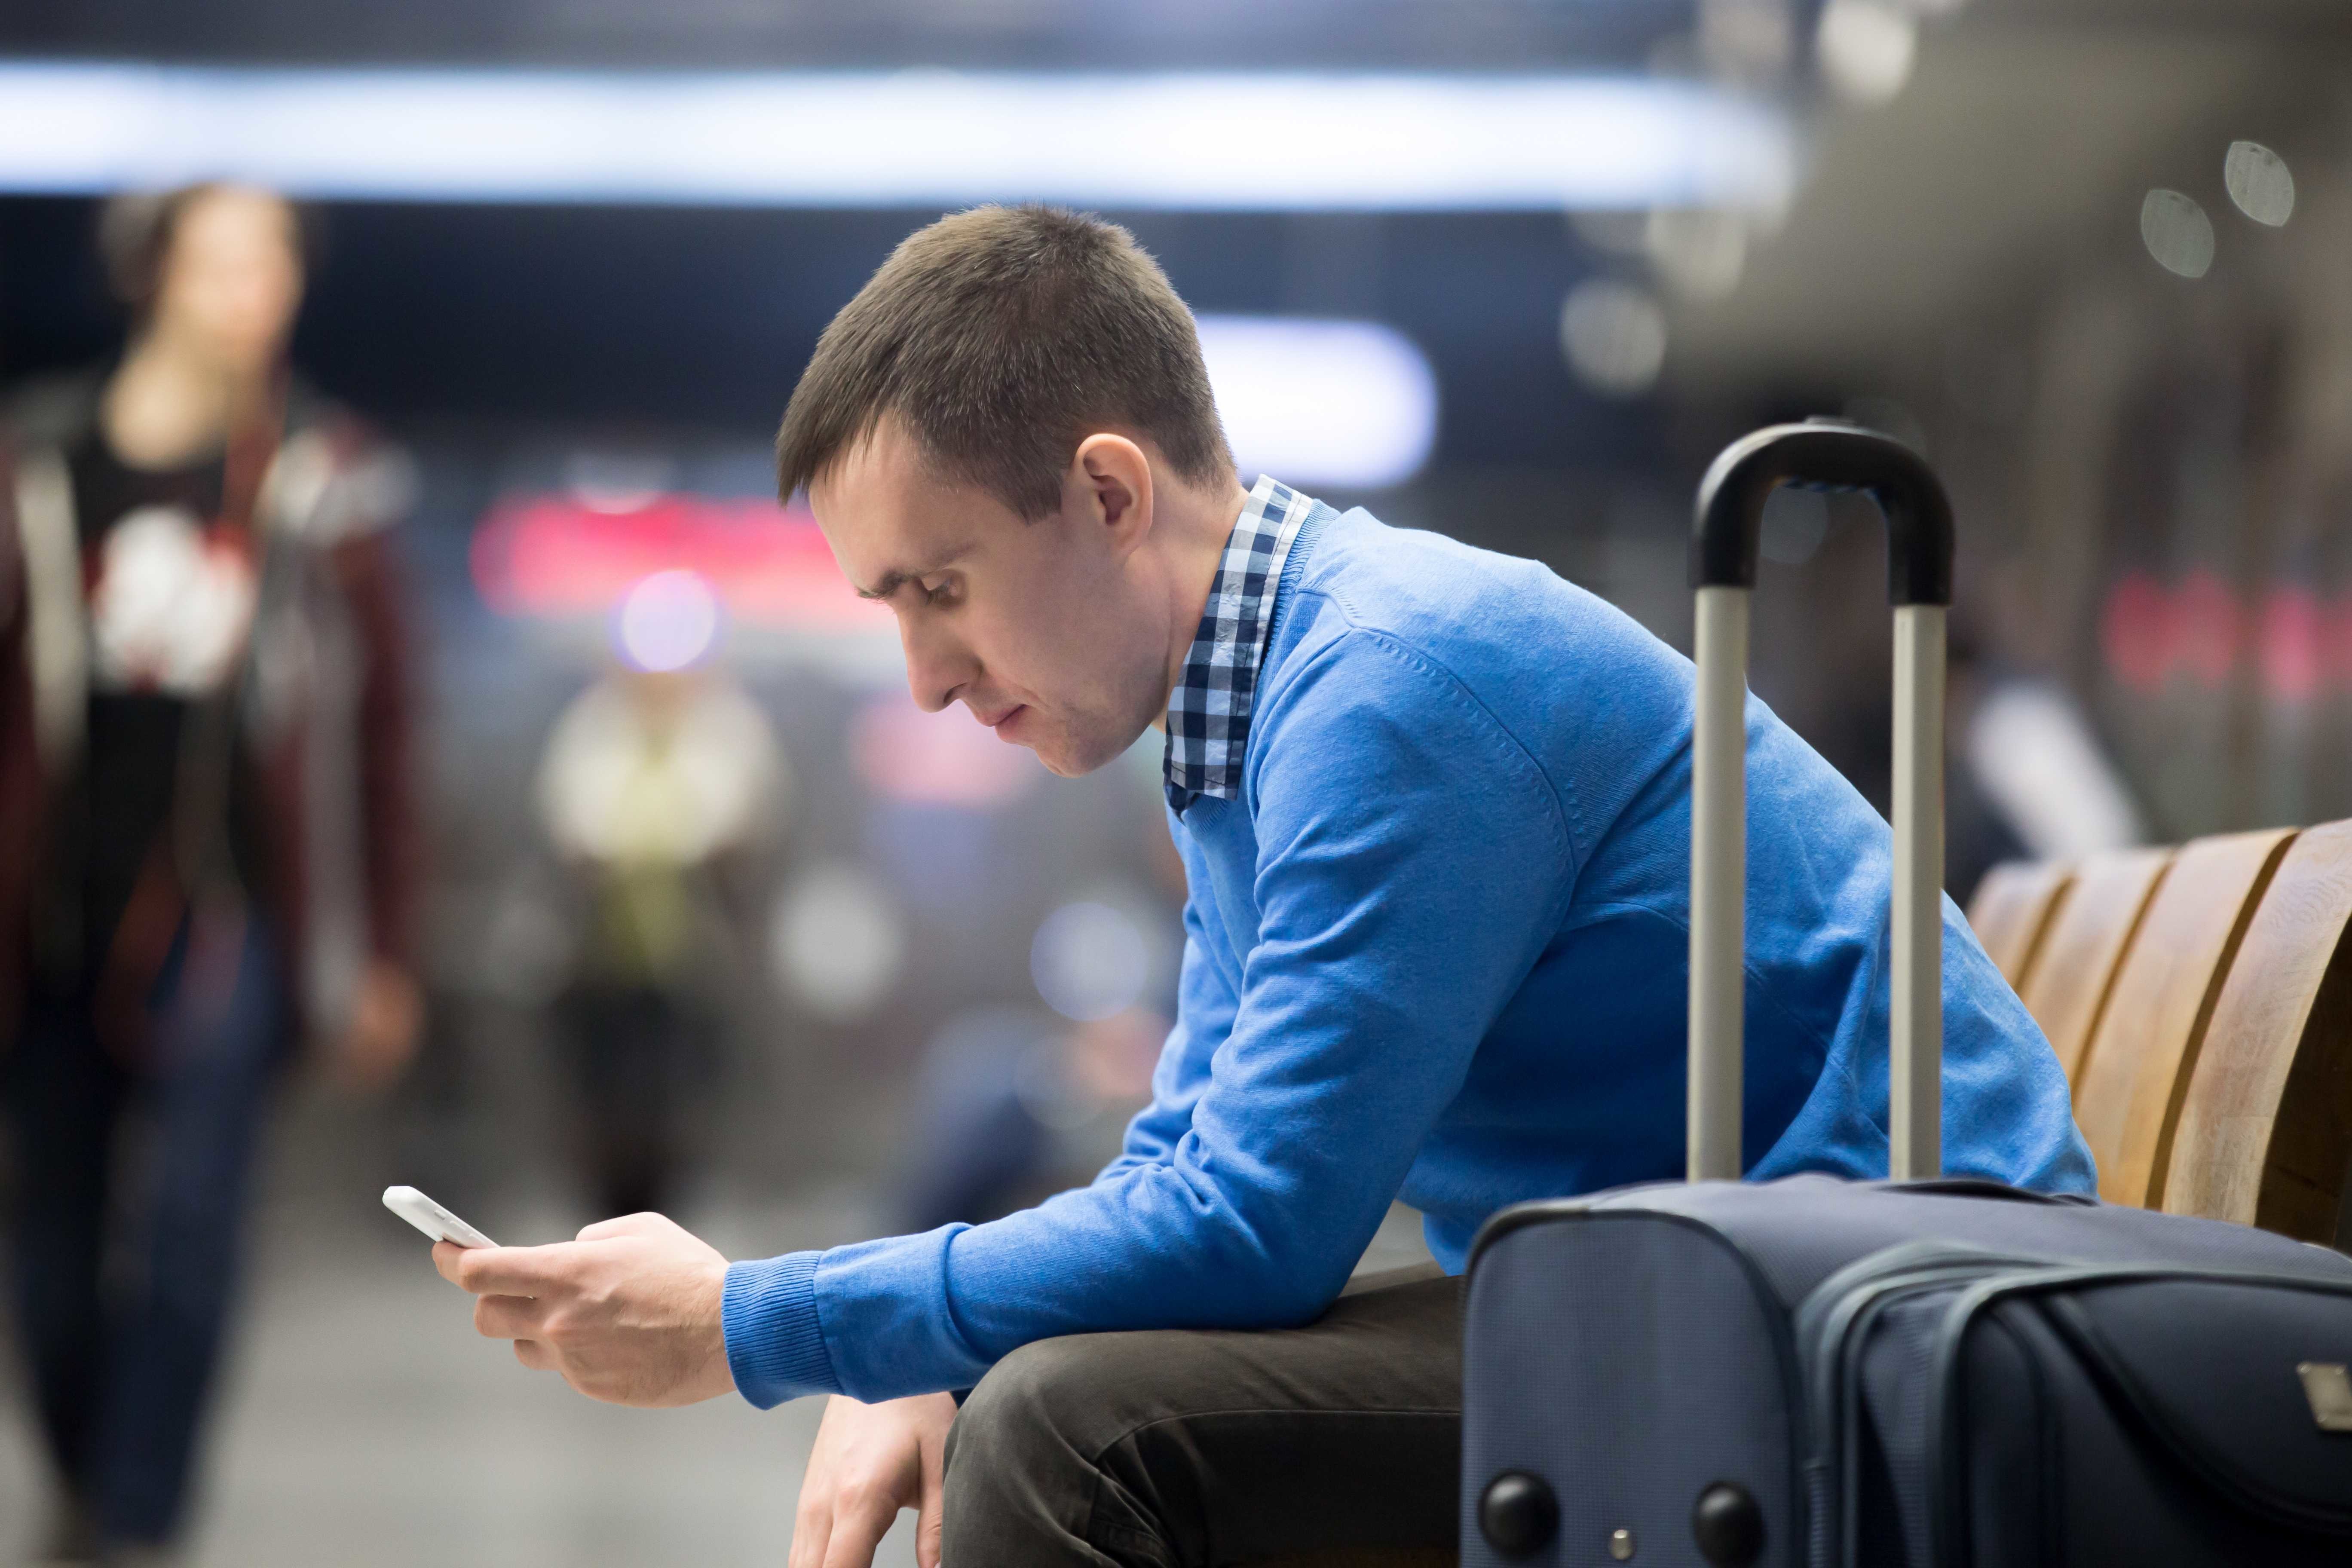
[
  {"xmin": 2164, "ymin": 819, "xmax": 2352, "ymax": 1243},
  {"xmin": 2070, "ymin": 827, "xmax": 2297, "ymax": 1207},
  {"xmin": 1964, "ymin": 859, "xmax": 2076, "ymax": 990},
  {"xmin": 2016, "ymin": 846, "xmax": 2174, "ymax": 1085}
]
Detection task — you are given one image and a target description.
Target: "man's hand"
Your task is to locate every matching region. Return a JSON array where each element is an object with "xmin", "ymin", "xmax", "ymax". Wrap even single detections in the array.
[
  {"xmin": 335, "ymin": 959, "xmax": 422, "ymax": 1093},
  {"xmin": 791, "ymin": 1392, "xmax": 955, "ymax": 1568},
  {"xmin": 433, "ymin": 1213, "xmax": 734, "ymax": 1407}
]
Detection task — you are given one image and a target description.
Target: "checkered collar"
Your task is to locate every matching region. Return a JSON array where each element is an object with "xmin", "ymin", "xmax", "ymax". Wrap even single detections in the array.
[{"xmin": 1162, "ymin": 475, "xmax": 1314, "ymax": 814}]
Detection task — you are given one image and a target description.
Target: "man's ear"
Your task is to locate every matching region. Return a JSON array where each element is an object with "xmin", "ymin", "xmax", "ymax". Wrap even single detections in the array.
[{"xmin": 1070, "ymin": 434, "xmax": 1154, "ymax": 557}]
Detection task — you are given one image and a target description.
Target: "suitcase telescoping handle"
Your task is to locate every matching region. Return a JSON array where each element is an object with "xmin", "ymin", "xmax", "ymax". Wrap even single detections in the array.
[{"xmin": 1687, "ymin": 420, "xmax": 1955, "ymax": 1184}]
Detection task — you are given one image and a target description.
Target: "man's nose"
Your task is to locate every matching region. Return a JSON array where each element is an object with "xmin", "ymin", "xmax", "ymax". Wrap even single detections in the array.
[{"xmin": 899, "ymin": 614, "xmax": 973, "ymax": 715}]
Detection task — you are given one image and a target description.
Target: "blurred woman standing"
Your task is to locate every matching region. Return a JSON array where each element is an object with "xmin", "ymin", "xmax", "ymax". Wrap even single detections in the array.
[{"xmin": 0, "ymin": 184, "xmax": 420, "ymax": 1566}]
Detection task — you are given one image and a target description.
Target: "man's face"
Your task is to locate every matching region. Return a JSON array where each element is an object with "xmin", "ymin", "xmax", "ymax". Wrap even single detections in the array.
[{"xmin": 811, "ymin": 417, "xmax": 1170, "ymax": 778}]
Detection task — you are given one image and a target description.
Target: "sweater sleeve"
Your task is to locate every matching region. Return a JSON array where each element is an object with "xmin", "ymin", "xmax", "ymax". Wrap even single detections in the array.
[
  {"xmin": 723, "ymin": 629, "xmax": 1572, "ymax": 1406},
  {"xmin": 1093, "ymin": 874, "xmax": 1240, "ymax": 1184}
]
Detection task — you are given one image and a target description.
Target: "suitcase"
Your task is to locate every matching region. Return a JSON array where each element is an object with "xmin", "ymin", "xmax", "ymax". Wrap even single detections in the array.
[{"xmin": 1459, "ymin": 421, "xmax": 2352, "ymax": 1568}]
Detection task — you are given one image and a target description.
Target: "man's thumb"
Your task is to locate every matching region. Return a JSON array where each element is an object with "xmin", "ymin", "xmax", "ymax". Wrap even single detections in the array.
[{"xmin": 916, "ymin": 1490, "xmax": 944, "ymax": 1568}]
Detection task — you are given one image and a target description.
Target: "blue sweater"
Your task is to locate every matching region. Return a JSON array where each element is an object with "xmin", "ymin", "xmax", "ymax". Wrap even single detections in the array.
[{"xmin": 723, "ymin": 505, "xmax": 2095, "ymax": 1407}]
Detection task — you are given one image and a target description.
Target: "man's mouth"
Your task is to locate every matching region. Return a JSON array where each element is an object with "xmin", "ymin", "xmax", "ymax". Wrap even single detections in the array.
[{"xmin": 974, "ymin": 703, "xmax": 1027, "ymax": 734}]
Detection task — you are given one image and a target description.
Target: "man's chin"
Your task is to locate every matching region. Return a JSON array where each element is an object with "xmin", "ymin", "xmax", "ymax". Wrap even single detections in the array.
[
  {"xmin": 1032, "ymin": 737, "xmax": 1096, "ymax": 778},
  {"xmin": 1030, "ymin": 726, "xmax": 1140, "ymax": 780}
]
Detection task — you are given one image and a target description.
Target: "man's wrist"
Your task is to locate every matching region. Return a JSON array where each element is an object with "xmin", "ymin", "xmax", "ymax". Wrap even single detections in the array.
[{"xmin": 690, "ymin": 1257, "xmax": 738, "ymax": 1402}]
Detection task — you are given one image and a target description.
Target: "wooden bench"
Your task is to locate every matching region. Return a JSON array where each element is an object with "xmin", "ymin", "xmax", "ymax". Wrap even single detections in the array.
[
  {"xmin": 2011, "ymin": 847, "xmax": 2172, "ymax": 1083},
  {"xmin": 2067, "ymin": 828, "xmax": 2295, "ymax": 1207},
  {"xmin": 2161, "ymin": 819, "xmax": 2352, "ymax": 1244},
  {"xmin": 1969, "ymin": 821, "xmax": 2352, "ymax": 1246},
  {"xmin": 1963, "ymin": 858, "xmax": 2076, "ymax": 990}
]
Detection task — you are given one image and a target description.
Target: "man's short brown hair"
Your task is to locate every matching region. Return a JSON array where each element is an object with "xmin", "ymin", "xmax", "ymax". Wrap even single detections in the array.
[{"xmin": 775, "ymin": 205, "xmax": 1232, "ymax": 518}]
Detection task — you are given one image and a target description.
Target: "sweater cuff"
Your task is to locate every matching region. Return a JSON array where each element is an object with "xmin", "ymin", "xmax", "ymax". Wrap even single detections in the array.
[{"xmin": 722, "ymin": 1253, "xmax": 837, "ymax": 1409}]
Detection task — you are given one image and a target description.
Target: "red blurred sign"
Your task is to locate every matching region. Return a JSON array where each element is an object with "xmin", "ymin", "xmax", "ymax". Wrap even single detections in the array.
[
  {"xmin": 2100, "ymin": 569, "xmax": 2352, "ymax": 702},
  {"xmin": 470, "ymin": 492, "xmax": 892, "ymax": 632}
]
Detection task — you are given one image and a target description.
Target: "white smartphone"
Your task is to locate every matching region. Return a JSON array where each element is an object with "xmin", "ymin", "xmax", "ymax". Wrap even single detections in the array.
[{"xmin": 383, "ymin": 1185, "xmax": 498, "ymax": 1249}]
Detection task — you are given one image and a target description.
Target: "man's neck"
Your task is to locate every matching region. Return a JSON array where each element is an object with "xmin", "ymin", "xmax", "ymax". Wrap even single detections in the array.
[{"xmin": 1150, "ymin": 474, "xmax": 1257, "ymax": 731}]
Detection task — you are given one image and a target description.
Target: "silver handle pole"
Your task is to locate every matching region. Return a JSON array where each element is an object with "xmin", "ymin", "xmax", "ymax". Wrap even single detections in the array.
[
  {"xmin": 1689, "ymin": 585, "xmax": 1751, "ymax": 1182},
  {"xmin": 1889, "ymin": 603, "xmax": 1946, "ymax": 1179}
]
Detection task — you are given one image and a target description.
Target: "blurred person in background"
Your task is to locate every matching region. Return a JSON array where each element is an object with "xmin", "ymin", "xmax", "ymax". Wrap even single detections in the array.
[
  {"xmin": 896, "ymin": 795, "xmax": 1174, "ymax": 1234},
  {"xmin": 894, "ymin": 1006, "xmax": 1162, "ymax": 1234},
  {"xmin": 0, "ymin": 183, "xmax": 420, "ymax": 1565},
  {"xmin": 536, "ymin": 649, "xmax": 786, "ymax": 1219},
  {"xmin": 1948, "ymin": 637, "xmax": 2146, "ymax": 898}
]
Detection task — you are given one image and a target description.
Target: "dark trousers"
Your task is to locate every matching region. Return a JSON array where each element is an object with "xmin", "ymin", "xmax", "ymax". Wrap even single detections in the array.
[
  {"xmin": 943, "ymin": 1265, "xmax": 1462, "ymax": 1568},
  {"xmin": 4, "ymin": 920, "xmax": 284, "ymax": 1546}
]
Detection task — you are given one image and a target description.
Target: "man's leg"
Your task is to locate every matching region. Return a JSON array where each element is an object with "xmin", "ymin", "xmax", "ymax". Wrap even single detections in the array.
[{"xmin": 943, "ymin": 1265, "xmax": 1461, "ymax": 1568}]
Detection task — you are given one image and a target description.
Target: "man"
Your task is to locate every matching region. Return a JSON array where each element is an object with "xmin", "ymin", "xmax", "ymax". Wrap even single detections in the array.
[
  {"xmin": 433, "ymin": 205, "xmax": 2092, "ymax": 1567},
  {"xmin": 1, "ymin": 183, "xmax": 421, "ymax": 1565}
]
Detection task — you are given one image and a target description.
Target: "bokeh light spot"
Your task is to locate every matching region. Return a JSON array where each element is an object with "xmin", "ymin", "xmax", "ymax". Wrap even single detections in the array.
[
  {"xmin": 2223, "ymin": 140, "xmax": 2294, "ymax": 227},
  {"xmin": 770, "ymin": 862, "xmax": 905, "ymax": 1022},
  {"xmin": 1560, "ymin": 279, "xmax": 1667, "ymax": 397},
  {"xmin": 1195, "ymin": 316, "xmax": 1438, "ymax": 490},
  {"xmin": 2140, "ymin": 189, "xmax": 2215, "ymax": 279},
  {"xmin": 616, "ymin": 568, "xmax": 719, "ymax": 671},
  {"xmin": 1031, "ymin": 901, "xmax": 1150, "ymax": 1023},
  {"xmin": 1816, "ymin": 0, "xmax": 1918, "ymax": 105},
  {"xmin": 1644, "ymin": 208, "xmax": 1747, "ymax": 300},
  {"xmin": 1759, "ymin": 487, "xmax": 1829, "ymax": 565},
  {"xmin": 2260, "ymin": 584, "xmax": 2322, "ymax": 704}
]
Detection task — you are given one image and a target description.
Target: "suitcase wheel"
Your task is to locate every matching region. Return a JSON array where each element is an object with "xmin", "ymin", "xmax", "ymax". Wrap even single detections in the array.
[
  {"xmin": 1476, "ymin": 1470, "xmax": 1558, "ymax": 1559},
  {"xmin": 1691, "ymin": 1481, "xmax": 1764, "ymax": 1566}
]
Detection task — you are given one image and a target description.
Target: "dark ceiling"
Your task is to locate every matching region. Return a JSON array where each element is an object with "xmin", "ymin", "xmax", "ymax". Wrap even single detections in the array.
[{"xmin": 0, "ymin": 0, "xmax": 1698, "ymax": 70}]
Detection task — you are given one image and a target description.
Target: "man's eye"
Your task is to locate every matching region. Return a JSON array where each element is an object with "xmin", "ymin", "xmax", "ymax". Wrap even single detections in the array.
[{"xmin": 920, "ymin": 578, "xmax": 956, "ymax": 606}]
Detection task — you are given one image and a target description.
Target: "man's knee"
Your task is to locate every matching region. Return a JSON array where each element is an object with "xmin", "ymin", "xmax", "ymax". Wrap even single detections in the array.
[
  {"xmin": 946, "ymin": 1334, "xmax": 1158, "ymax": 1565},
  {"xmin": 949, "ymin": 1333, "xmax": 1112, "ymax": 1490}
]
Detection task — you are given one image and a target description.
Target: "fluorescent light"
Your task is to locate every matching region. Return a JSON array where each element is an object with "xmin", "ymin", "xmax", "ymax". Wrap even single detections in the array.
[
  {"xmin": 1195, "ymin": 315, "xmax": 1437, "ymax": 489},
  {"xmin": 0, "ymin": 62, "xmax": 1795, "ymax": 211}
]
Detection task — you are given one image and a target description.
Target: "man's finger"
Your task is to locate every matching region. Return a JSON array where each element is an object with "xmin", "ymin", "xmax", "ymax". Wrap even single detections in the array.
[
  {"xmin": 450, "ymin": 1242, "xmax": 576, "ymax": 1298},
  {"xmin": 820, "ymin": 1489, "xmax": 900, "ymax": 1568},
  {"xmin": 916, "ymin": 1416, "xmax": 946, "ymax": 1568},
  {"xmin": 789, "ymin": 1494, "xmax": 831, "ymax": 1568},
  {"xmin": 432, "ymin": 1240, "xmax": 466, "ymax": 1285},
  {"xmin": 915, "ymin": 1469, "xmax": 944, "ymax": 1568},
  {"xmin": 513, "ymin": 1338, "xmax": 553, "ymax": 1371},
  {"xmin": 475, "ymin": 1293, "xmax": 545, "ymax": 1341},
  {"xmin": 576, "ymin": 1213, "xmax": 653, "ymax": 1242}
]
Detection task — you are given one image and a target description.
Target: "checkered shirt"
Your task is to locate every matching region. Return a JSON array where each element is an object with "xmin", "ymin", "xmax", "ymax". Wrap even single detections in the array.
[{"xmin": 1163, "ymin": 475, "xmax": 1315, "ymax": 813}]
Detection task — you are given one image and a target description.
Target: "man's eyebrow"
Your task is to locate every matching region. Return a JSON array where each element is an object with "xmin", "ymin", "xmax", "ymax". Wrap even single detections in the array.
[{"xmin": 854, "ymin": 545, "xmax": 974, "ymax": 600}]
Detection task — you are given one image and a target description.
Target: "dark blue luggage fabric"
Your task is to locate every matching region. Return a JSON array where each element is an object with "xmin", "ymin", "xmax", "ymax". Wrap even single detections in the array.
[{"xmin": 1463, "ymin": 1177, "xmax": 2352, "ymax": 1568}]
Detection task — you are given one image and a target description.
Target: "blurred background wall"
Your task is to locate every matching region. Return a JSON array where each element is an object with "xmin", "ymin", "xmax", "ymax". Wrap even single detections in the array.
[{"xmin": 3, "ymin": 1, "xmax": 2352, "ymax": 1563}]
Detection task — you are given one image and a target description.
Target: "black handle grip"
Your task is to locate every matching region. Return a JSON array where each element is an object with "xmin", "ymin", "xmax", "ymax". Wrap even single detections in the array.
[{"xmin": 1690, "ymin": 419, "xmax": 1954, "ymax": 606}]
